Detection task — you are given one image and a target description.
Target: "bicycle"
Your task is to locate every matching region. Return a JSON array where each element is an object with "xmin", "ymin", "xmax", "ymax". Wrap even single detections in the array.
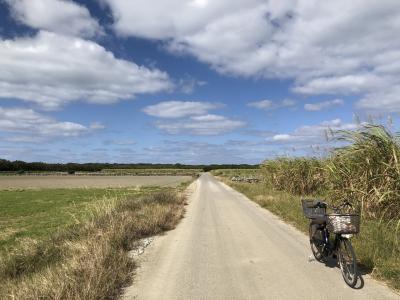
[{"xmin": 301, "ymin": 199, "xmax": 361, "ymax": 287}]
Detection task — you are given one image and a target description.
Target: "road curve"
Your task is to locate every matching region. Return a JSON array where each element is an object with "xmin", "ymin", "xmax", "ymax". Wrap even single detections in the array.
[{"xmin": 123, "ymin": 173, "xmax": 399, "ymax": 300}]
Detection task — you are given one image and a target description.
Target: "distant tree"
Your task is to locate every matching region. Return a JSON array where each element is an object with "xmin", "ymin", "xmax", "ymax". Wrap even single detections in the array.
[{"xmin": 0, "ymin": 158, "xmax": 259, "ymax": 172}]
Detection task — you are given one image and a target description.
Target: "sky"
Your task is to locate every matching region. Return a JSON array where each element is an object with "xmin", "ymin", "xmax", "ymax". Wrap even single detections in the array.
[{"xmin": 0, "ymin": 0, "xmax": 399, "ymax": 164}]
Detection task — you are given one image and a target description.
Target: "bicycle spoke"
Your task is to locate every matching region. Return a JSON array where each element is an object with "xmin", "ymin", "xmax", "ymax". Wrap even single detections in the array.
[{"xmin": 338, "ymin": 239, "xmax": 358, "ymax": 287}]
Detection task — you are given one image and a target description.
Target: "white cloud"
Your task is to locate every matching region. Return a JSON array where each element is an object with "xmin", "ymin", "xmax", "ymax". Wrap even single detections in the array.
[
  {"xmin": 293, "ymin": 74, "xmax": 386, "ymax": 95},
  {"xmin": 190, "ymin": 114, "xmax": 226, "ymax": 121},
  {"xmin": 0, "ymin": 31, "xmax": 173, "ymax": 110},
  {"xmin": 248, "ymin": 99, "xmax": 295, "ymax": 110},
  {"xmin": 155, "ymin": 114, "xmax": 245, "ymax": 135},
  {"xmin": 143, "ymin": 100, "xmax": 244, "ymax": 135},
  {"xmin": 356, "ymin": 86, "xmax": 400, "ymax": 113},
  {"xmin": 248, "ymin": 99, "xmax": 273, "ymax": 110},
  {"xmin": 140, "ymin": 140, "xmax": 260, "ymax": 164},
  {"xmin": 272, "ymin": 134, "xmax": 292, "ymax": 142},
  {"xmin": 0, "ymin": 106, "xmax": 103, "ymax": 142},
  {"xmin": 304, "ymin": 99, "xmax": 344, "ymax": 111},
  {"xmin": 142, "ymin": 101, "xmax": 222, "ymax": 118},
  {"xmin": 89, "ymin": 122, "xmax": 106, "ymax": 130},
  {"xmin": 6, "ymin": 0, "xmax": 102, "ymax": 38},
  {"xmin": 103, "ymin": 139, "xmax": 136, "ymax": 146},
  {"xmin": 268, "ymin": 119, "xmax": 359, "ymax": 144},
  {"xmin": 177, "ymin": 76, "xmax": 207, "ymax": 94},
  {"xmin": 103, "ymin": 0, "xmax": 400, "ymax": 113}
]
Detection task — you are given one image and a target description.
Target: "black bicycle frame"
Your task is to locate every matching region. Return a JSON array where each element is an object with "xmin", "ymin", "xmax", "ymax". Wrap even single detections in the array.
[{"xmin": 319, "ymin": 224, "xmax": 341, "ymax": 256}]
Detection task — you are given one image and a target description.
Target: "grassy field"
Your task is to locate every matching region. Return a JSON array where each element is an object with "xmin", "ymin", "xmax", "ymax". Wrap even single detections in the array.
[
  {"xmin": 0, "ymin": 187, "xmax": 163, "ymax": 251},
  {"xmin": 0, "ymin": 175, "xmax": 192, "ymax": 189},
  {"xmin": 0, "ymin": 181, "xmax": 191, "ymax": 299}
]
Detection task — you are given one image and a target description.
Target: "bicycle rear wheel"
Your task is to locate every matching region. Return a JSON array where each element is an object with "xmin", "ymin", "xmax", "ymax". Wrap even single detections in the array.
[
  {"xmin": 338, "ymin": 238, "xmax": 358, "ymax": 287},
  {"xmin": 309, "ymin": 224, "xmax": 326, "ymax": 262}
]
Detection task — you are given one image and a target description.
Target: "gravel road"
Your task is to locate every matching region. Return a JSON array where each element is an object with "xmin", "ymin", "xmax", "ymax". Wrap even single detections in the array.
[{"xmin": 123, "ymin": 173, "xmax": 399, "ymax": 300}]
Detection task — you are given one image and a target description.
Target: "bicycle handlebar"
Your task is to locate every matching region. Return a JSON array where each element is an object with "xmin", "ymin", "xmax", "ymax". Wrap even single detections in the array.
[
  {"xmin": 312, "ymin": 201, "xmax": 327, "ymax": 209},
  {"xmin": 311, "ymin": 200, "xmax": 352, "ymax": 212},
  {"xmin": 332, "ymin": 200, "xmax": 352, "ymax": 213}
]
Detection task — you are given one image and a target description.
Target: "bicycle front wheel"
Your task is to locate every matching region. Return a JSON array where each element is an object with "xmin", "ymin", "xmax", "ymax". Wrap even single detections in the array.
[
  {"xmin": 338, "ymin": 238, "xmax": 358, "ymax": 287},
  {"xmin": 309, "ymin": 224, "xmax": 326, "ymax": 262}
]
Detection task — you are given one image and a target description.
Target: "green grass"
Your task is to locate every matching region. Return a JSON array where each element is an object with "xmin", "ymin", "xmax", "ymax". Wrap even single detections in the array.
[
  {"xmin": 220, "ymin": 178, "xmax": 400, "ymax": 291},
  {"xmin": 0, "ymin": 186, "xmax": 165, "ymax": 251},
  {"xmin": 0, "ymin": 182, "xmax": 190, "ymax": 299}
]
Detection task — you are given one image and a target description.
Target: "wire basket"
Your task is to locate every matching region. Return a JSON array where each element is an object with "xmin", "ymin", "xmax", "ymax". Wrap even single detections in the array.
[
  {"xmin": 326, "ymin": 214, "xmax": 360, "ymax": 234},
  {"xmin": 301, "ymin": 199, "xmax": 326, "ymax": 219}
]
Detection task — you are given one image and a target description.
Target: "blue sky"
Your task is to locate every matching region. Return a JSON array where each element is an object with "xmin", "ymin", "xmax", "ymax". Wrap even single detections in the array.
[{"xmin": 0, "ymin": 0, "xmax": 399, "ymax": 164}]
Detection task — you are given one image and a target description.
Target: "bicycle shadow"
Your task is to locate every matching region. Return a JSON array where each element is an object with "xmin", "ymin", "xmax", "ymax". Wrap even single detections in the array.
[
  {"xmin": 321, "ymin": 257, "xmax": 366, "ymax": 289},
  {"xmin": 352, "ymin": 262, "xmax": 375, "ymax": 289}
]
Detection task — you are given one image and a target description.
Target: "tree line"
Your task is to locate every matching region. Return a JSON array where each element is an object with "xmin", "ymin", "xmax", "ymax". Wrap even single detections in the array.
[{"xmin": 0, "ymin": 159, "xmax": 258, "ymax": 173}]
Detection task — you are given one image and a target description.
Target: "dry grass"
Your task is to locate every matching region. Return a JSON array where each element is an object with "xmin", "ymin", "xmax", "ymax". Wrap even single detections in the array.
[
  {"xmin": 326, "ymin": 124, "xmax": 400, "ymax": 219},
  {"xmin": 261, "ymin": 158, "xmax": 326, "ymax": 195},
  {"xmin": 0, "ymin": 175, "xmax": 191, "ymax": 189},
  {"xmin": 211, "ymin": 169, "xmax": 260, "ymax": 177},
  {"xmin": 0, "ymin": 188, "xmax": 188, "ymax": 299}
]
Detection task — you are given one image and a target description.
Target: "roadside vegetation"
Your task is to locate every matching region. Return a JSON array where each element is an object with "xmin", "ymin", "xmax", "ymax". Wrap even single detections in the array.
[
  {"xmin": 214, "ymin": 124, "xmax": 400, "ymax": 291},
  {"xmin": 212, "ymin": 168, "xmax": 260, "ymax": 178},
  {"xmin": 0, "ymin": 183, "xmax": 190, "ymax": 299}
]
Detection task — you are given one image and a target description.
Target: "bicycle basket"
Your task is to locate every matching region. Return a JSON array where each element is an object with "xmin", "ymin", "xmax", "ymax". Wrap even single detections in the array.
[
  {"xmin": 301, "ymin": 199, "xmax": 326, "ymax": 219},
  {"xmin": 326, "ymin": 214, "xmax": 360, "ymax": 234}
]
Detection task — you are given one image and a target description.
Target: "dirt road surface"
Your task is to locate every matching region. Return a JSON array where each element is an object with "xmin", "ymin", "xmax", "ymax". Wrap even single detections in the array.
[{"xmin": 123, "ymin": 173, "xmax": 399, "ymax": 300}]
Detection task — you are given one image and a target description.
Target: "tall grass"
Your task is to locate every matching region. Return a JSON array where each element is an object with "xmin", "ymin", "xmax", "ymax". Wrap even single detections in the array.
[
  {"xmin": 261, "ymin": 124, "xmax": 400, "ymax": 220},
  {"xmin": 261, "ymin": 158, "xmax": 326, "ymax": 195},
  {"xmin": 0, "ymin": 189, "xmax": 187, "ymax": 299},
  {"xmin": 326, "ymin": 125, "xmax": 400, "ymax": 218}
]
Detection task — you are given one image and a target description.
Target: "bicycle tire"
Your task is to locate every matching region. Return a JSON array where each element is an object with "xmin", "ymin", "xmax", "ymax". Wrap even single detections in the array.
[
  {"xmin": 309, "ymin": 224, "xmax": 326, "ymax": 262},
  {"xmin": 338, "ymin": 238, "xmax": 358, "ymax": 287}
]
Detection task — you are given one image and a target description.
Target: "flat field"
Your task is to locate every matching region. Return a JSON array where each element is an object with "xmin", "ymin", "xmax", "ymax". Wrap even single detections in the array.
[
  {"xmin": 0, "ymin": 186, "xmax": 162, "ymax": 250},
  {"xmin": 0, "ymin": 175, "xmax": 191, "ymax": 189},
  {"xmin": 0, "ymin": 184, "xmax": 189, "ymax": 299}
]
